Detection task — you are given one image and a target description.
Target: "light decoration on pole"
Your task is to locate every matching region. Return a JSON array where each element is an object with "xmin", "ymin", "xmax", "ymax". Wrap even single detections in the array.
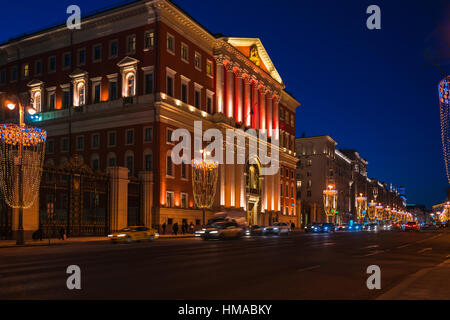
[
  {"xmin": 192, "ymin": 150, "xmax": 219, "ymax": 226},
  {"xmin": 384, "ymin": 206, "xmax": 391, "ymax": 221},
  {"xmin": 0, "ymin": 96, "xmax": 46, "ymax": 245},
  {"xmin": 439, "ymin": 76, "xmax": 450, "ymax": 184},
  {"xmin": 355, "ymin": 193, "xmax": 367, "ymax": 222},
  {"xmin": 323, "ymin": 185, "xmax": 338, "ymax": 222},
  {"xmin": 368, "ymin": 200, "xmax": 376, "ymax": 221},
  {"xmin": 376, "ymin": 203, "xmax": 384, "ymax": 221}
]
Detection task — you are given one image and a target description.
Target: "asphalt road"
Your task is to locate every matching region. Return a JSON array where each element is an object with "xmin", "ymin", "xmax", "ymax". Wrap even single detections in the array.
[{"xmin": 0, "ymin": 229, "xmax": 449, "ymax": 299}]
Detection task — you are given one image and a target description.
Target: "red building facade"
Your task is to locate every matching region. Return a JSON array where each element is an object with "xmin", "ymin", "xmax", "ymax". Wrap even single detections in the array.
[{"xmin": 0, "ymin": 0, "xmax": 300, "ymax": 231}]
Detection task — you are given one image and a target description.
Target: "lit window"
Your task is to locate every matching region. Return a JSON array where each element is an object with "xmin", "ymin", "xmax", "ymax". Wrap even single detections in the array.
[
  {"xmin": 78, "ymin": 82, "xmax": 86, "ymax": 106},
  {"xmin": 167, "ymin": 34, "xmax": 174, "ymax": 53},
  {"xmin": 127, "ymin": 35, "xmax": 136, "ymax": 54},
  {"xmin": 144, "ymin": 31, "xmax": 154, "ymax": 49},
  {"xmin": 181, "ymin": 43, "xmax": 188, "ymax": 62},
  {"xmin": 127, "ymin": 74, "xmax": 135, "ymax": 97},
  {"xmin": 194, "ymin": 52, "xmax": 201, "ymax": 70},
  {"xmin": 23, "ymin": 64, "xmax": 29, "ymax": 78},
  {"xmin": 181, "ymin": 193, "xmax": 188, "ymax": 208},
  {"xmin": 206, "ymin": 60, "xmax": 213, "ymax": 76},
  {"xmin": 33, "ymin": 91, "xmax": 41, "ymax": 112},
  {"xmin": 166, "ymin": 191, "xmax": 174, "ymax": 207}
]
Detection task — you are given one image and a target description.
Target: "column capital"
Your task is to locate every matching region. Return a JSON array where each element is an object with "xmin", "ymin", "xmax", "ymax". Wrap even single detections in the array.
[
  {"xmin": 225, "ymin": 61, "xmax": 234, "ymax": 72},
  {"xmin": 214, "ymin": 54, "xmax": 225, "ymax": 65},
  {"xmin": 242, "ymin": 73, "xmax": 252, "ymax": 84},
  {"xmin": 235, "ymin": 68, "xmax": 243, "ymax": 78}
]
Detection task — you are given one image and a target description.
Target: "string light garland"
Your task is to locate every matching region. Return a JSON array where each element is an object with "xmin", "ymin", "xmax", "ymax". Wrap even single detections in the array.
[
  {"xmin": 356, "ymin": 193, "xmax": 367, "ymax": 222},
  {"xmin": 323, "ymin": 185, "xmax": 338, "ymax": 220},
  {"xmin": 0, "ymin": 124, "xmax": 46, "ymax": 209},
  {"xmin": 439, "ymin": 76, "xmax": 450, "ymax": 184}
]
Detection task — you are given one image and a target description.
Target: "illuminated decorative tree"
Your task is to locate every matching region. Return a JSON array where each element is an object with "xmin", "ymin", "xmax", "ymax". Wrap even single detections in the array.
[
  {"xmin": 376, "ymin": 203, "xmax": 383, "ymax": 221},
  {"xmin": 0, "ymin": 97, "xmax": 46, "ymax": 245},
  {"xmin": 192, "ymin": 150, "xmax": 219, "ymax": 225},
  {"xmin": 368, "ymin": 200, "xmax": 376, "ymax": 222},
  {"xmin": 323, "ymin": 185, "xmax": 338, "ymax": 223},
  {"xmin": 439, "ymin": 76, "xmax": 450, "ymax": 184},
  {"xmin": 355, "ymin": 193, "xmax": 367, "ymax": 223}
]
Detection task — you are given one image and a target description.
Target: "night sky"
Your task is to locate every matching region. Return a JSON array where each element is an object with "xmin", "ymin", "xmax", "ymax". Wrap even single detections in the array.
[{"xmin": 0, "ymin": 0, "xmax": 449, "ymax": 207}]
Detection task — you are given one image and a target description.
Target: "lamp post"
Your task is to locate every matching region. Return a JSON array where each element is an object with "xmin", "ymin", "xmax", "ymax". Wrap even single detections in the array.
[
  {"xmin": 323, "ymin": 185, "xmax": 338, "ymax": 223},
  {"xmin": 1, "ymin": 94, "xmax": 46, "ymax": 245},
  {"xmin": 356, "ymin": 193, "xmax": 367, "ymax": 224},
  {"xmin": 192, "ymin": 150, "xmax": 219, "ymax": 226}
]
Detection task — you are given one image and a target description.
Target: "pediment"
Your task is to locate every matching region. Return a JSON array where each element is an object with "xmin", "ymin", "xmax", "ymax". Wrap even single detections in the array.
[
  {"xmin": 27, "ymin": 79, "xmax": 44, "ymax": 87},
  {"xmin": 117, "ymin": 56, "xmax": 140, "ymax": 67},
  {"xmin": 225, "ymin": 37, "xmax": 283, "ymax": 85},
  {"xmin": 69, "ymin": 68, "xmax": 88, "ymax": 78}
]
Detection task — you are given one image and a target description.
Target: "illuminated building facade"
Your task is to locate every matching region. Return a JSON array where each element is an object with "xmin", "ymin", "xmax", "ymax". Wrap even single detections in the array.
[{"xmin": 0, "ymin": 0, "xmax": 299, "ymax": 233}]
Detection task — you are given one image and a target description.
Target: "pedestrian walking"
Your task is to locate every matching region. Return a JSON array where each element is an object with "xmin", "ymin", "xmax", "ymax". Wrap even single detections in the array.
[
  {"xmin": 162, "ymin": 222, "xmax": 166, "ymax": 235},
  {"xmin": 173, "ymin": 222, "xmax": 179, "ymax": 235},
  {"xmin": 291, "ymin": 222, "xmax": 295, "ymax": 230},
  {"xmin": 181, "ymin": 223, "xmax": 186, "ymax": 234},
  {"xmin": 189, "ymin": 222, "xmax": 194, "ymax": 234},
  {"xmin": 59, "ymin": 227, "xmax": 66, "ymax": 240}
]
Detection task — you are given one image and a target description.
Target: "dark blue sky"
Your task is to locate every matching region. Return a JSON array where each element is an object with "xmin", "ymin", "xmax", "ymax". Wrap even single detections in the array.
[{"xmin": 1, "ymin": 0, "xmax": 449, "ymax": 207}]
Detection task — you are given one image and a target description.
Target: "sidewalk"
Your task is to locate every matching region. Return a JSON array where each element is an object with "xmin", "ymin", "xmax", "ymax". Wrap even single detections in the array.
[
  {"xmin": 377, "ymin": 258, "xmax": 450, "ymax": 300},
  {"xmin": 0, "ymin": 234, "xmax": 195, "ymax": 249}
]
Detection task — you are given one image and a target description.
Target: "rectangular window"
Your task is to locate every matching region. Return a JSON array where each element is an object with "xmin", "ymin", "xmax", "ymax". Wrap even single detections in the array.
[
  {"xmin": 145, "ymin": 73, "xmax": 153, "ymax": 94},
  {"xmin": 48, "ymin": 56, "xmax": 56, "ymax": 72},
  {"xmin": 48, "ymin": 93, "xmax": 55, "ymax": 110},
  {"xmin": 167, "ymin": 34, "xmax": 174, "ymax": 53},
  {"xmin": 126, "ymin": 155, "xmax": 134, "ymax": 176},
  {"xmin": 94, "ymin": 84, "xmax": 101, "ymax": 103},
  {"xmin": 108, "ymin": 131, "xmax": 116, "ymax": 147},
  {"xmin": 144, "ymin": 31, "xmax": 154, "ymax": 49},
  {"xmin": 93, "ymin": 44, "xmax": 102, "ymax": 62},
  {"xmin": 194, "ymin": 90, "xmax": 200, "ymax": 108},
  {"xmin": 63, "ymin": 53, "xmax": 71, "ymax": 69},
  {"xmin": 181, "ymin": 193, "xmax": 188, "ymax": 208},
  {"xmin": 109, "ymin": 81, "xmax": 117, "ymax": 100},
  {"xmin": 144, "ymin": 127, "xmax": 153, "ymax": 142},
  {"xmin": 207, "ymin": 97, "xmax": 212, "ymax": 114},
  {"xmin": 181, "ymin": 83, "xmax": 188, "ymax": 103},
  {"xmin": 145, "ymin": 154, "xmax": 153, "ymax": 171},
  {"xmin": 127, "ymin": 35, "xmax": 136, "ymax": 54},
  {"xmin": 166, "ymin": 155, "xmax": 173, "ymax": 176},
  {"xmin": 167, "ymin": 129, "xmax": 173, "ymax": 143},
  {"xmin": 181, "ymin": 163, "xmax": 187, "ymax": 179},
  {"xmin": 61, "ymin": 137, "xmax": 69, "ymax": 153},
  {"xmin": 92, "ymin": 159, "xmax": 99, "ymax": 171},
  {"xmin": 126, "ymin": 129, "xmax": 134, "ymax": 145},
  {"xmin": 35, "ymin": 60, "xmax": 42, "ymax": 75},
  {"xmin": 91, "ymin": 134, "xmax": 100, "ymax": 149},
  {"xmin": 110, "ymin": 40, "xmax": 118, "ymax": 58},
  {"xmin": 194, "ymin": 52, "xmax": 201, "ymax": 70},
  {"xmin": 280, "ymin": 183, "xmax": 283, "ymax": 197},
  {"xmin": 47, "ymin": 140, "xmax": 54, "ymax": 154},
  {"xmin": 78, "ymin": 49, "xmax": 86, "ymax": 65},
  {"xmin": 10, "ymin": 66, "xmax": 17, "ymax": 82},
  {"xmin": 167, "ymin": 76, "xmax": 174, "ymax": 97},
  {"xmin": 108, "ymin": 156, "xmax": 116, "ymax": 167},
  {"xmin": 181, "ymin": 43, "xmax": 188, "ymax": 62},
  {"xmin": 206, "ymin": 60, "xmax": 213, "ymax": 76},
  {"xmin": 76, "ymin": 136, "xmax": 84, "ymax": 151},
  {"xmin": 0, "ymin": 70, "xmax": 5, "ymax": 84},
  {"xmin": 23, "ymin": 63, "xmax": 29, "ymax": 78},
  {"xmin": 62, "ymin": 91, "xmax": 70, "ymax": 109},
  {"xmin": 166, "ymin": 191, "xmax": 174, "ymax": 208}
]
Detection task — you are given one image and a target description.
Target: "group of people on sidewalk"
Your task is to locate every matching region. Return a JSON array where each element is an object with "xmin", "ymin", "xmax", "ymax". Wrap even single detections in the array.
[
  {"xmin": 32, "ymin": 227, "xmax": 66, "ymax": 241},
  {"xmin": 160, "ymin": 222, "xmax": 196, "ymax": 235}
]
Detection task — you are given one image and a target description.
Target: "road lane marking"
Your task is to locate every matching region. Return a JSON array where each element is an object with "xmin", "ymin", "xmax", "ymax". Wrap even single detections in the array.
[
  {"xmin": 297, "ymin": 265, "xmax": 321, "ymax": 272},
  {"xmin": 397, "ymin": 244, "xmax": 411, "ymax": 249},
  {"xmin": 417, "ymin": 248, "xmax": 432, "ymax": 254}
]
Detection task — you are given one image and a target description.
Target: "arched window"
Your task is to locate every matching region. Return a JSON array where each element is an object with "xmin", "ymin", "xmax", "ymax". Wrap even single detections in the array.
[
  {"xmin": 107, "ymin": 152, "xmax": 117, "ymax": 167},
  {"xmin": 125, "ymin": 150, "xmax": 134, "ymax": 177},
  {"xmin": 91, "ymin": 153, "xmax": 100, "ymax": 172},
  {"xmin": 143, "ymin": 149, "xmax": 153, "ymax": 172},
  {"xmin": 126, "ymin": 73, "xmax": 135, "ymax": 97},
  {"xmin": 33, "ymin": 91, "xmax": 41, "ymax": 112},
  {"xmin": 78, "ymin": 82, "xmax": 86, "ymax": 106}
]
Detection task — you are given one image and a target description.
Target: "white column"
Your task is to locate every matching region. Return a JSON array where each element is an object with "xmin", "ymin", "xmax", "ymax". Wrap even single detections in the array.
[
  {"xmin": 259, "ymin": 85, "xmax": 266, "ymax": 133},
  {"xmin": 225, "ymin": 62, "xmax": 234, "ymax": 118},
  {"xmin": 243, "ymin": 74, "xmax": 251, "ymax": 127},
  {"xmin": 107, "ymin": 167, "xmax": 129, "ymax": 232},
  {"xmin": 267, "ymin": 90, "xmax": 273, "ymax": 138},
  {"xmin": 215, "ymin": 55, "xmax": 224, "ymax": 114},
  {"xmin": 252, "ymin": 78, "xmax": 259, "ymax": 129},
  {"xmin": 236, "ymin": 70, "xmax": 243, "ymax": 123},
  {"xmin": 139, "ymin": 171, "xmax": 154, "ymax": 229}
]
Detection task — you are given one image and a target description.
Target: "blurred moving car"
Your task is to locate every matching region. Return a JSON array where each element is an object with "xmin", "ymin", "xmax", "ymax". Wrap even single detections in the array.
[
  {"xmin": 246, "ymin": 225, "xmax": 265, "ymax": 236},
  {"xmin": 304, "ymin": 223, "xmax": 316, "ymax": 233},
  {"xmin": 366, "ymin": 223, "xmax": 379, "ymax": 232},
  {"xmin": 391, "ymin": 222, "xmax": 402, "ymax": 231},
  {"xmin": 348, "ymin": 224, "xmax": 362, "ymax": 232},
  {"xmin": 382, "ymin": 224, "xmax": 392, "ymax": 231},
  {"xmin": 403, "ymin": 222, "xmax": 420, "ymax": 232},
  {"xmin": 335, "ymin": 224, "xmax": 348, "ymax": 231},
  {"xmin": 321, "ymin": 223, "xmax": 335, "ymax": 233},
  {"xmin": 108, "ymin": 226, "xmax": 159, "ymax": 243},
  {"xmin": 201, "ymin": 221, "xmax": 244, "ymax": 240},
  {"xmin": 264, "ymin": 222, "xmax": 291, "ymax": 235}
]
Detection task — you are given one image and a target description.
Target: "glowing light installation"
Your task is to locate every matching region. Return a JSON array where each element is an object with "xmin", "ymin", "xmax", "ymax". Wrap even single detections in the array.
[
  {"xmin": 368, "ymin": 200, "xmax": 376, "ymax": 221},
  {"xmin": 323, "ymin": 185, "xmax": 338, "ymax": 223},
  {"xmin": 356, "ymin": 193, "xmax": 367, "ymax": 222},
  {"xmin": 192, "ymin": 150, "xmax": 219, "ymax": 225},
  {"xmin": 439, "ymin": 76, "xmax": 450, "ymax": 183}
]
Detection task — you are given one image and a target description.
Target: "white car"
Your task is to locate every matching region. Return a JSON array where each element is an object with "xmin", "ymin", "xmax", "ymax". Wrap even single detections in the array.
[
  {"xmin": 201, "ymin": 221, "xmax": 244, "ymax": 240},
  {"xmin": 264, "ymin": 222, "xmax": 291, "ymax": 235}
]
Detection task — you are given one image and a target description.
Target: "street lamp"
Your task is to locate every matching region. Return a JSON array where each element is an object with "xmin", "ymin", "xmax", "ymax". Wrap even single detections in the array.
[
  {"xmin": 368, "ymin": 200, "xmax": 376, "ymax": 222},
  {"xmin": 323, "ymin": 185, "xmax": 338, "ymax": 223},
  {"xmin": 376, "ymin": 203, "xmax": 384, "ymax": 222},
  {"xmin": 356, "ymin": 193, "xmax": 367, "ymax": 223},
  {"xmin": 192, "ymin": 149, "xmax": 219, "ymax": 226},
  {"xmin": 384, "ymin": 206, "xmax": 391, "ymax": 223},
  {"xmin": 0, "ymin": 95, "xmax": 46, "ymax": 245}
]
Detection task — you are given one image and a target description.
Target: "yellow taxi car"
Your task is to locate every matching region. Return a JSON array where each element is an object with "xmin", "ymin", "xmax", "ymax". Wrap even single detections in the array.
[{"xmin": 108, "ymin": 226, "xmax": 159, "ymax": 243}]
